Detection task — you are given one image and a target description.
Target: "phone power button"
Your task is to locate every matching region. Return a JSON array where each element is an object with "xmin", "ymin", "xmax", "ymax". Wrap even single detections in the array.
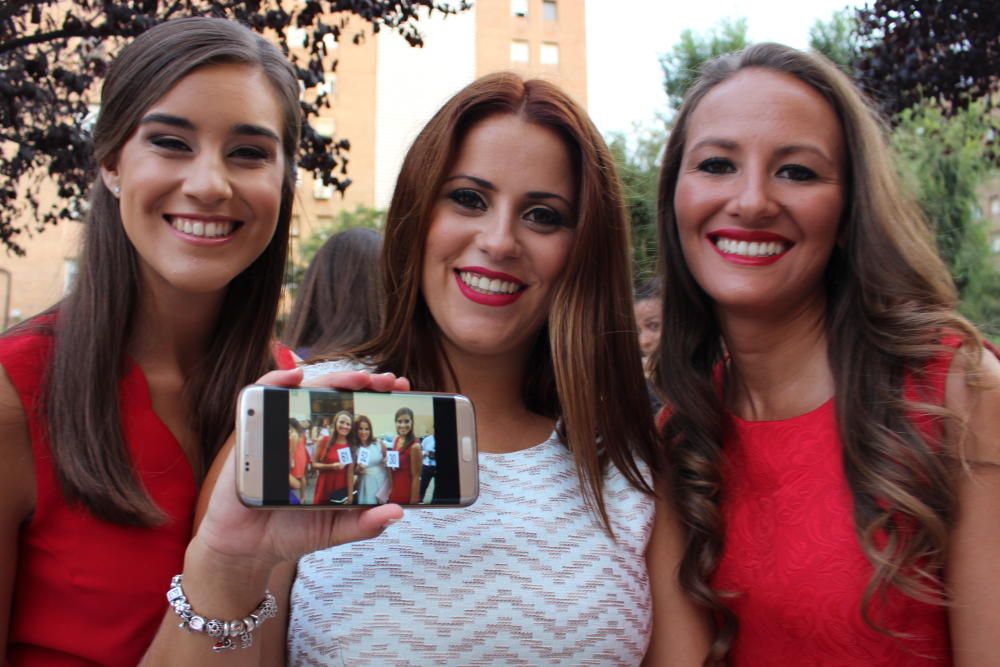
[{"xmin": 461, "ymin": 436, "xmax": 474, "ymax": 462}]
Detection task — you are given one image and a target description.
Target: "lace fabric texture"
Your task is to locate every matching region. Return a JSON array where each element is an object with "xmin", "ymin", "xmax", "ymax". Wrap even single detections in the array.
[{"xmin": 713, "ymin": 338, "xmax": 962, "ymax": 667}]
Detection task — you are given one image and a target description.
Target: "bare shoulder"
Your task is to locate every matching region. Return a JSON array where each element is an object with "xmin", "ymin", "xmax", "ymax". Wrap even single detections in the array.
[
  {"xmin": 945, "ymin": 344, "xmax": 1000, "ymax": 463},
  {"xmin": 0, "ymin": 363, "xmax": 37, "ymax": 651},
  {"xmin": 0, "ymin": 364, "xmax": 35, "ymax": 519}
]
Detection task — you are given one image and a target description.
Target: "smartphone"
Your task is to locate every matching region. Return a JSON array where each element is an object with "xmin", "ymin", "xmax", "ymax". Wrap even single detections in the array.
[{"xmin": 236, "ymin": 385, "xmax": 478, "ymax": 508}]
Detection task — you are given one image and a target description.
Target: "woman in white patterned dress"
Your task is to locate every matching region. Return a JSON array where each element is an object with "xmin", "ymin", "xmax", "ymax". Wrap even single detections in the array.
[
  {"xmin": 354, "ymin": 414, "xmax": 389, "ymax": 504},
  {"xmin": 148, "ymin": 73, "xmax": 707, "ymax": 667}
]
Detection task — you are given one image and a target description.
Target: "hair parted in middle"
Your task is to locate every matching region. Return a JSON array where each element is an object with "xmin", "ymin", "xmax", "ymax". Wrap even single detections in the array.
[
  {"xmin": 654, "ymin": 42, "xmax": 981, "ymax": 661},
  {"xmin": 393, "ymin": 406, "xmax": 416, "ymax": 450},
  {"xmin": 342, "ymin": 72, "xmax": 660, "ymax": 534},
  {"xmin": 40, "ymin": 16, "xmax": 301, "ymax": 526}
]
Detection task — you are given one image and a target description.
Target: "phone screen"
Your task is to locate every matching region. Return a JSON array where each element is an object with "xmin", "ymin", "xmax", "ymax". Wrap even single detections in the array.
[{"xmin": 262, "ymin": 388, "xmax": 467, "ymax": 507}]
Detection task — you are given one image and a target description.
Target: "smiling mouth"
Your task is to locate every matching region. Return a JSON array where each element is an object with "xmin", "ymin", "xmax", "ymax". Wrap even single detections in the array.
[
  {"xmin": 711, "ymin": 237, "xmax": 789, "ymax": 258},
  {"xmin": 456, "ymin": 270, "xmax": 525, "ymax": 296},
  {"xmin": 165, "ymin": 215, "xmax": 242, "ymax": 239}
]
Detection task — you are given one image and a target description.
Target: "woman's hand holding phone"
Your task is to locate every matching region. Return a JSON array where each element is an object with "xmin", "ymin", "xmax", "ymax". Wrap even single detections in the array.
[{"xmin": 192, "ymin": 367, "xmax": 408, "ymax": 574}]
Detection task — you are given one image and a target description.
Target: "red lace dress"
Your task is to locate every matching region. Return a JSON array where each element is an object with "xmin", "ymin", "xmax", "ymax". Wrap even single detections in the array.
[{"xmin": 713, "ymin": 341, "xmax": 960, "ymax": 666}]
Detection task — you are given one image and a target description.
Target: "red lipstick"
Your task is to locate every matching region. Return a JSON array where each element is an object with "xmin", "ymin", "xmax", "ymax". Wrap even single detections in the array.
[
  {"xmin": 707, "ymin": 229, "xmax": 792, "ymax": 267},
  {"xmin": 453, "ymin": 268, "xmax": 525, "ymax": 307}
]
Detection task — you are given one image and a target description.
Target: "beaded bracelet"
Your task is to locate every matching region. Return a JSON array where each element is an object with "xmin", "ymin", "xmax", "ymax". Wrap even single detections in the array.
[{"xmin": 166, "ymin": 573, "xmax": 277, "ymax": 652}]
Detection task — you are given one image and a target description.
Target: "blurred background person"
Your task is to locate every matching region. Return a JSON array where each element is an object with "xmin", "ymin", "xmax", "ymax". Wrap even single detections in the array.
[
  {"xmin": 283, "ymin": 227, "xmax": 383, "ymax": 360},
  {"xmin": 419, "ymin": 426, "xmax": 436, "ymax": 503},
  {"xmin": 634, "ymin": 276, "xmax": 662, "ymax": 369}
]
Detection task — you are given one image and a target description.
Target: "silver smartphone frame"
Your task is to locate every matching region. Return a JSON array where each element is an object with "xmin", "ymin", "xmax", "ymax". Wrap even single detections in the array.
[{"xmin": 236, "ymin": 385, "xmax": 479, "ymax": 508}]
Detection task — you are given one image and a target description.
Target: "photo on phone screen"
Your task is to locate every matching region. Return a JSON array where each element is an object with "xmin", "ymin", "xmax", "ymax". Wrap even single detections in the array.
[{"xmin": 237, "ymin": 387, "xmax": 477, "ymax": 508}]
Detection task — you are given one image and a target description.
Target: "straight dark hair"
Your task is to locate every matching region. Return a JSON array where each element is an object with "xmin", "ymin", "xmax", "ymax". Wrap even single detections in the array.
[
  {"xmin": 26, "ymin": 17, "xmax": 301, "ymax": 526},
  {"xmin": 336, "ymin": 73, "xmax": 660, "ymax": 534},
  {"xmin": 283, "ymin": 227, "xmax": 383, "ymax": 359}
]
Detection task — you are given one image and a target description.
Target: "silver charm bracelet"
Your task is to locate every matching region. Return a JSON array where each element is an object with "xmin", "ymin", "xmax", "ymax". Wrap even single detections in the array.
[{"xmin": 166, "ymin": 573, "xmax": 277, "ymax": 652}]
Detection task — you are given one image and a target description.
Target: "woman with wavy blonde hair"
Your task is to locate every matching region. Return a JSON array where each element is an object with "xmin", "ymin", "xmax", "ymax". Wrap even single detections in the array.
[{"xmin": 652, "ymin": 42, "xmax": 1000, "ymax": 665}]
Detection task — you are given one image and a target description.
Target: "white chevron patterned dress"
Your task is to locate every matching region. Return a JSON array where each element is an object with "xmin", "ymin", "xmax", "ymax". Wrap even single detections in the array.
[{"xmin": 289, "ymin": 360, "xmax": 655, "ymax": 666}]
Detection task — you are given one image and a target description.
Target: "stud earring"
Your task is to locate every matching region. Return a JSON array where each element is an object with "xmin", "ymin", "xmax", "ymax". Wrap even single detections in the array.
[{"xmin": 113, "ymin": 185, "xmax": 121, "ymax": 197}]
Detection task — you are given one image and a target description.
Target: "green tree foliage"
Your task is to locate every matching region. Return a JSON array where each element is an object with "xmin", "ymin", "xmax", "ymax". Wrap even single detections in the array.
[
  {"xmin": 0, "ymin": 0, "xmax": 466, "ymax": 255},
  {"xmin": 608, "ymin": 124, "xmax": 666, "ymax": 285},
  {"xmin": 659, "ymin": 17, "xmax": 748, "ymax": 109},
  {"xmin": 892, "ymin": 103, "xmax": 1000, "ymax": 336},
  {"xmin": 808, "ymin": 7, "xmax": 862, "ymax": 74}
]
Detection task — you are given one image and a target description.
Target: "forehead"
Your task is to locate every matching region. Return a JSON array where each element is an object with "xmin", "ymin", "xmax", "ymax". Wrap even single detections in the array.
[
  {"xmin": 685, "ymin": 68, "xmax": 844, "ymax": 158},
  {"xmin": 145, "ymin": 63, "xmax": 284, "ymax": 132},
  {"xmin": 451, "ymin": 114, "xmax": 576, "ymax": 198}
]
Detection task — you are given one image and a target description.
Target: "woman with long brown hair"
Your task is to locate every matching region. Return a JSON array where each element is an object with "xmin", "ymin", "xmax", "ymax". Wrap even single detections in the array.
[
  {"xmin": 282, "ymin": 226, "xmax": 383, "ymax": 359},
  {"xmin": 148, "ymin": 72, "xmax": 707, "ymax": 666},
  {"xmin": 387, "ymin": 406, "xmax": 422, "ymax": 504},
  {"xmin": 310, "ymin": 410, "xmax": 355, "ymax": 505},
  {"xmin": 652, "ymin": 42, "xmax": 1000, "ymax": 665},
  {"xmin": 354, "ymin": 414, "xmax": 389, "ymax": 505},
  {"xmin": 0, "ymin": 17, "xmax": 303, "ymax": 665}
]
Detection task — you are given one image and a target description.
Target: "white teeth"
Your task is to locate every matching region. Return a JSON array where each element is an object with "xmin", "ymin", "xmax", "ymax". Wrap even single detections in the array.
[
  {"xmin": 169, "ymin": 216, "xmax": 235, "ymax": 238},
  {"xmin": 458, "ymin": 271, "xmax": 522, "ymax": 296},
  {"xmin": 714, "ymin": 237, "xmax": 787, "ymax": 257}
]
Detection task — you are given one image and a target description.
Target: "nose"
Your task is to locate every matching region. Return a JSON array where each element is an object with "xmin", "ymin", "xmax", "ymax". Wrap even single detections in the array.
[
  {"xmin": 726, "ymin": 167, "xmax": 779, "ymax": 222},
  {"xmin": 476, "ymin": 206, "xmax": 521, "ymax": 260},
  {"xmin": 181, "ymin": 151, "xmax": 232, "ymax": 204}
]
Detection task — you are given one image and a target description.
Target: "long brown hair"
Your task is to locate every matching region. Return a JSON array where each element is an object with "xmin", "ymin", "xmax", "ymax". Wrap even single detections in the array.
[
  {"xmin": 653, "ymin": 42, "xmax": 981, "ymax": 660},
  {"xmin": 343, "ymin": 72, "xmax": 659, "ymax": 532},
  {"xmin": 283, "ymin": 227, "xmax": 383, "ymax": 359},
  {"xmin": 22, "ymin": 17, "xmax": 301, "ymax": 526}
]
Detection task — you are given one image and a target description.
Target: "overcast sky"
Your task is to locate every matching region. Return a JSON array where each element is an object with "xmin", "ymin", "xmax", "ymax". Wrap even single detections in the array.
[{"xmin": 585, "ymin": 0, "xmax": 863, "ymax": 136}]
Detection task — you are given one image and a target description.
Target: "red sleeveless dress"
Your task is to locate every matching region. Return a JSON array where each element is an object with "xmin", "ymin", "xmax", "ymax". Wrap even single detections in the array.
[
  {"xmin": 312, "ymin": 439, "xmax": 351, "ymax": 504},
  {"xmin": 713, "ymin": 339, "xmax": 961, "ymax": 665},
  {"xmin": 0, "ymin": 328, "xmax": 197, "ymax": 667},
  {"xmin": 388, "ymin": 437, "xmax": 414, "ymax": 504},
  {"xmin": 2, "ymin": 326, "xmax": 296, "ymax": 666}
]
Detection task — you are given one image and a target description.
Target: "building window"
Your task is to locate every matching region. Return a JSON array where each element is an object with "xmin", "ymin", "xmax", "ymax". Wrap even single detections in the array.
[
  {"xmin": 288, "ymin": 27, "xmax": 308, "ymax": 48},
  {"xmin": 991, "ymin": 196, "xmax": 1000, "ymax": 217},
  {"xmin": 314, "ymin": 117, "xmax": 336, "ymax": 138},
  {"xmin": 991, "ymin": 233, "xmax": 1000, "ymax": 255},
  {"xmin": 510, "ymin": 40, "xmax": 530, "ymax": 63},
  {"xmin": 313, "ymin": 178, "xmax": 334, "ymax": 200},
  {"xmin": 63, "ymin": 258, "xmax": 79, "ymax": 295},
  {"xmin": 543, "ymin": 0, "xmax": 557, "ymax": 21},
  {"xmin": 540, "ymin": 42, "xmax": 559, "ymax": 65},
  {"xmin": 317, "ymin": 73, "xmax": 337, "ymax": 100},
  {"xmin": 511, "ymin": 0, "xmax": 528, "ymax": 17}
]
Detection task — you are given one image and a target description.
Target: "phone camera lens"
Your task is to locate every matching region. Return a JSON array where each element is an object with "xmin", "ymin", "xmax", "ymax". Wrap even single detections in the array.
[{"xmin": 247, "ymin": 409, "xmax": 255, "ymax": 416}]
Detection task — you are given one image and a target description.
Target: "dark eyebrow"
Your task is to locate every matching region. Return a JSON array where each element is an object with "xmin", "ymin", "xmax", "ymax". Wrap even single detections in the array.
[
  {"xmin": 140, "ymin": 113, "xmax": 194, "ymax": 130},
  {"xmin": 774, "ymin": 143, "xmax": 835, "ymax": 166},
  {"xmin": 688, "ymin": 137, "xmax": 738, "ymax": 153},
  {"xmin": 526, "ymin": 191, "xmax": 573, "ymax": 208},
  {"xmin": 443, "ymin": 174, "xmax": 496, "ymax": 190},
  {"xmin": 233, "ymin": 123, "xmax": 280, "ymax": 143},
  {"xmin": 140, "ymin": 113, "xmax": 280, "ymax": 143}
]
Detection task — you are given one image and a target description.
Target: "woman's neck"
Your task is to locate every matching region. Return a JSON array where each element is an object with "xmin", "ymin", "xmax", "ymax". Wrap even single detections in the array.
[
  {"xmin": 128, "ymin": 280, "xmax": 224, "ymax": 377},
  {"xmin": 437, "ymin": 340, "xmax": 555, "ymax": 454},
  {"xmin": 719, "ymin": 294, "xmax": 834, "ymax": 421}
]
